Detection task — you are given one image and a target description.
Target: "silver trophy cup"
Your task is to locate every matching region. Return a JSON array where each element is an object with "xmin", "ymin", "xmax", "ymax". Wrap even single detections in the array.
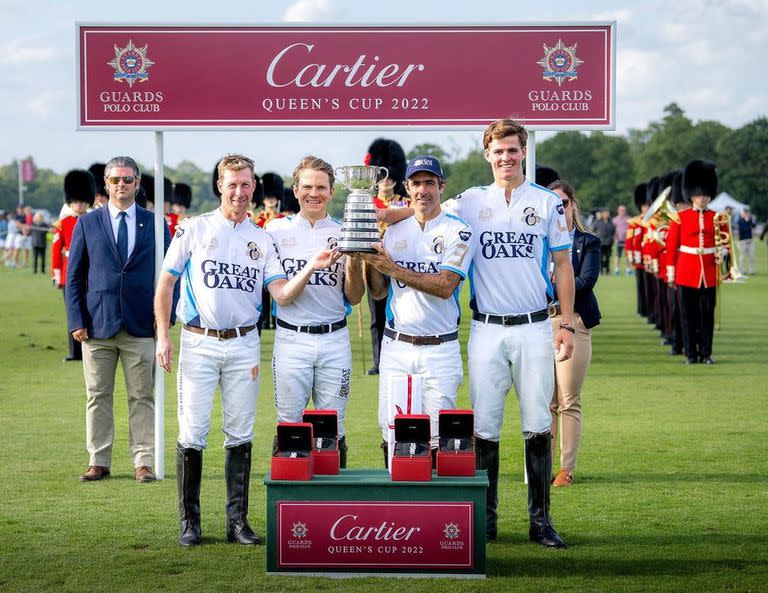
[{"xmin": 335, "ymin": 165, "xmax": 388, "ymax": 253}]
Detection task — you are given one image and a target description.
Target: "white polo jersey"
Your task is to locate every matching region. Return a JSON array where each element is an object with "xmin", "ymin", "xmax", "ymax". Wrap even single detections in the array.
[
  {"xmin": 383, "ymin": 210, "xmax": 474, "ymax": 335},
  {"xmin": 443, "ymin": 179, "xmax": 570, "ymax": 316},
  {"xmin": 266, "ymin": 214, "xmax": 350, "ymax": 326},
  {"xmin": 162, "ymin": 209, "xmax": 286, "ymax": 329}
]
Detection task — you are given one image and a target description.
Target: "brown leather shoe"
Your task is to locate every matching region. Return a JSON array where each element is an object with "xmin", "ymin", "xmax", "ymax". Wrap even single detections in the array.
[
  {"xmin": 79, "ymin": 465, "xmax": 110, "ymax": 482},
  {"xmin": 552, "ymin": 469, "xmax": 573, "ymax": 487},
  {"xmin": 135, "ymin": 466, "xmax": 157, "ymax": 482}
]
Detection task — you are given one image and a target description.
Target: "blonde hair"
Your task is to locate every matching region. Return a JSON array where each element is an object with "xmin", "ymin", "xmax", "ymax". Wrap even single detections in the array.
[
  {"xmin": 292, "ymin": 155, "xmax": 335, "ymax": 188},
  {"xmin": 547, "ymin": 179, "xmax": 591, "ymax": 234},
  {"xmin": 483, "ymin": 119, "xmax": 528, "ymax": 150},
  {"xmin": 217, "ymin": 154, "xmax": 255, "ymax": 180}
]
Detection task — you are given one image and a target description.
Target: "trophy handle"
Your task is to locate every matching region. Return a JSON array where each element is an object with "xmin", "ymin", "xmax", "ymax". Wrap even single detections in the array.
[{"xmin": 378, "ymin": 166, "xmax": 389, "ymax": 180}]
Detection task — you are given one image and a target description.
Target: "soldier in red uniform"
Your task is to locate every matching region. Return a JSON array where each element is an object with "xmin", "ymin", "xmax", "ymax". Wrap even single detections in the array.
[
  {"xmin": 627, "ymin": 183, "xmax": 649, "ymax": 317},
  {"xmin": 665, "ymin": 160, "xmax": 722, "ymax": 365},
  {"xmin": 168, "ymin": 183, "xmax": 192, "ymax": 236},
  {"xmin": 52, "ymin": 169, "xmax": 95, "ymax": 362},
  {"xmin": 254, "ymin": 173, "xmax": 285, "ymax": 330}
]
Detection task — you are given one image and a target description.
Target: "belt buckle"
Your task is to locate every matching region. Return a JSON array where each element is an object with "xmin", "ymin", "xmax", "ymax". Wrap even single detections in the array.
[{"xmin": 501, "ymin": 315, "xmax": 516, "ymax": 326}]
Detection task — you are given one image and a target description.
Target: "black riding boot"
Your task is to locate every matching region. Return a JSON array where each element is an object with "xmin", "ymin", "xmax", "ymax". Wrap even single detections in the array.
[
  {"xmin": 475, "ymin": 437, "xmax": 499, "ymax": 540},
  {"xmin": 525, "ymin": 433, "xmax": 566, "ymax": 548},
  {"xmin": 225, "ymin": 442, "xmax": 261, "ymax": 545},
  {"xmin": 177, "ymin": 443, "xmax": 202, "ymax": 547},
  {"xmin": 381, "ymin": 440, "xmax": 389, "ymax": 469},
  {"xmin": 338, "ymin": 436, "xmax": 348, "ymax": 469}
]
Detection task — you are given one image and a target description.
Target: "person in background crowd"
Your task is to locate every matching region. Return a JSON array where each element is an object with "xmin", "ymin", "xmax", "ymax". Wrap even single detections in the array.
[
  {"xmin": 0, "ymin": 210, "xmax": 8, "ymax": 261},
  {"xmin": 592, "ymin": 209, "xmax": 614, "ymax": 275},
  {"xmin": 363, "ymin": 138, "xmax": 410, "ymax": 375},
  {"xmin": 3, "ymin": 205, "xmax": 23, "ymax": 267},
  {"xmin": 736, "ymin": 206, "xmax": 756, "ymax": 275},
  {"xmin": 30, "ymin": 211, "xmax": 50, "ymax": 274},
  {"xmin": 547, "ymin": 180, "xmax": 601, "ymax": 488},
  {"xmin": 67, "ymin": 156, "xmax": 172, "ymax": 483},
  {"xmin": 612, "ymin": 204, "xmax": 630, "ymax": 275},
  {"xmin": 52, "ymin": 171, "xmax": 95, "ymax": 362}
]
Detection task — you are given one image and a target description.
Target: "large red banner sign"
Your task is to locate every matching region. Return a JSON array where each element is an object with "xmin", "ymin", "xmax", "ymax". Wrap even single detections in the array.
[
  {"xmin": 77, "ymin": 24, "xmax": 615, "ymax": 129},
  {"xmin": 276, "ymin": 501, "xmax": 473, "ymax": 569}
]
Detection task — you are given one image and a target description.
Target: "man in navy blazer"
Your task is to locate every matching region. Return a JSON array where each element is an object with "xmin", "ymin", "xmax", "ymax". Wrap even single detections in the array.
[{"xmin": 67, "ymin": 155, "xmax": 172, "ymax": 483}]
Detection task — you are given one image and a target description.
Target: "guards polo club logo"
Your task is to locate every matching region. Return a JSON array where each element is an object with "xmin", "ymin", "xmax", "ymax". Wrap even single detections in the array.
[
  {"xmin": 522, "ymin": 206, "xmax": 542, "ymax": 226},
  {"xmin": 536, "ymin": 39, "xmax": 584, "ymax": 86},
  {"xmin": 291, "ymin": 522, "xmax": 308, "ymax": 538},
  {"xmin": 247, "ymin": 242, "xmax": 262, "ymax": 261},
  {"xmin": 443, "ymin": 522, "xmax": 460, "ymax": 539},
  {"xmin": 432, "ymin": 236, "xmax": 445, "ymax": 254},
  {"xmin": 107, "ymin": 40, "xmax": 155, "ymax": 87}
]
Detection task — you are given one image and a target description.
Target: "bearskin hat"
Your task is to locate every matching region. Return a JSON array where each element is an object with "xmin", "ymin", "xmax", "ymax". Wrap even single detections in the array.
[
  {"xmin": 660, "ymin": 171, "xmax": 677, "ymax": 193},
  {"xmin": 535, "ymin": 166, "xmax": 560, "ymax": 189},
  {"xmin": 365, "ymin": 138, "xmax": 407, "ymax": 196},
  {"xmin": 134, "ymin": 185, "xmax": 148, "ymax": 209},
  {"xmin": 261, "ymin": 172, "xmax": 284, "ymax": 200},
  {"xmin": 668, "ymin": 170, "xmax": 684, "ymax": 205},
  {"xmin": 64, "ymin": 169, "xmax": 96, "ymax": 206},
  {"xmin": 211, "ymin": 164, "xmax": 222, "ymax": 198},
  {"xmin": 88, "ymin": 163, "xmax": 107, "ymax": 197},
  {"xmin": 634, "ymin": 182, "xmax": 648, "ymax": 211},
  {"xmin": 163, "ymin": 177, "xmax": 173, "ymax": 203},
  {"xmin": 140, "ymin": 174, "xmax": 155, "ymax": 206},
  {"xmin": 646, "ymin": 176, "xmax": 660, "ymax": 203},
  {"xmin": 282, "ymin": 186, "xmax": 299, "ymax": 214},
  {"xmin": 172, "ymin": 183, "xmax": 192, "ymax": 209},
  {"xmin": 683, "ymin": 159, "xmax": 718, "ymax": 201}
]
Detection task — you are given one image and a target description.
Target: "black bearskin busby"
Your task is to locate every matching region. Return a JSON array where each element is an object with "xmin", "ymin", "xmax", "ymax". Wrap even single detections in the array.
[
  {"xmin": 172, "ymin": 183, "xmax": 192, "ymax": 209},
  {"xmin": 668, "ymin": 170, "xmax": 684, "ymax": 206},
  {"xmin": 140, "ymin": 174, "xmax": 155, "ymax": 208},
  {"xmin": 683, "ymin": 160, "xmax": 718, "ymax": 201},
  {"xmin": 64, "ymin": 169, "xmax": 96, "ymax": 206},
  {"xmin": 646, "ymin": 176, "xmax": 660, "ymax": 204},
  {"xmin": 262, "ymin": 173, "xmax": 284, "ymax": 200},
  {"xmin": 282, "ymin": 186, "xmax": 299, "ymax": 214},
  {"xmin": 535, "ymin": 166, "xmax": 560, "ymax": 189},
  {"xmin": 88, "ymin": 163, "xmax": 107, "ymax": 198},
  {"xmin": 365, "ymin": 138, "xmax": 407, "ymax": 196},
  {"xmin": 634, "ymin": 182, "xmax": 648, "ymax": 212}
]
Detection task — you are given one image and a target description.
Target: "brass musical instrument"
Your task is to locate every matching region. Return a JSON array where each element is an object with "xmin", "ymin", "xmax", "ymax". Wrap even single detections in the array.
[
  {"xmin": 642, "ymin": 186, "xmax": 680, "ymax": 247},
  {"xmin": 713, "ymin": 212, "xmax": 746, "ymax": 284}
]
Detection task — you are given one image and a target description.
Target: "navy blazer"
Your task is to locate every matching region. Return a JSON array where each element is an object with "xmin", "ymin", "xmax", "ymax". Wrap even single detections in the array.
[
  {"xmin": 66, "ymin": 205, "xmax": 172, "ymax": 339},
  {"xmin": 554, "ymin": 229, "xmax": 602, "ymax": 329}
]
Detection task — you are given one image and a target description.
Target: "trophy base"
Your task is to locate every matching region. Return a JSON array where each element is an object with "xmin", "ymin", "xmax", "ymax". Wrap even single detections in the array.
[{"xmin": 338, "ymin": 246, "xmax": 379, "ymax": 254}]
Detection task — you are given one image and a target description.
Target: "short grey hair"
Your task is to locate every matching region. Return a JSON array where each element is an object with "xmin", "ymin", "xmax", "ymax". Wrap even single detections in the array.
[{"xmin": 105, "ymin": 156, "xmax": 141, "ymax": 179}]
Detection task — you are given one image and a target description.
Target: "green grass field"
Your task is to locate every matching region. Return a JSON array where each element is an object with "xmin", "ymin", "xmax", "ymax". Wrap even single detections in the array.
[{"xmin": 1, "ymin": 246, "xmax": 767, "ymax": 593}]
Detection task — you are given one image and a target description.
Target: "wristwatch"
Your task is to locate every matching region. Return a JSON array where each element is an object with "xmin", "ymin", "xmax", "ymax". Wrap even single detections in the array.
[{"xmin": 559, "ymin": 323, "xmax": 576, "ymax": 334}]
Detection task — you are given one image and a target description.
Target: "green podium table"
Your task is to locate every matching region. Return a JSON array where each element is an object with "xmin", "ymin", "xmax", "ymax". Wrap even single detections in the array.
[{"xmin": 265, "ymin": 468, "xmax": 487, "ymax": 577}]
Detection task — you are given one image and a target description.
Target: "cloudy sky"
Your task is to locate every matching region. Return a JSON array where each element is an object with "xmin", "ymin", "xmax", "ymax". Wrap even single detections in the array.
[{"xmin": 1, "ymin": 0, "xmax": 765, "ymax": 179}]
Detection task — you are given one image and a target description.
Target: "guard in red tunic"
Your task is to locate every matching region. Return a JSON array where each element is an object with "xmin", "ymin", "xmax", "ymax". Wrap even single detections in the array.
[
  {"xmin": 168, "ymin": 182, "xmax": 192, "ymax": 236},
  {"xmin": 628, "ymin": 183, "xmax": 649, "ymax": 317},
  {"xmin": 52, "ymin": 169, "xmax": 95, "ymax": 362},
  {"xmin": 665, "ymin": 160, "xmax": 722, "ymax": 365},
  {"xmin": 255, "ymin": 173, "xmax": 285, "ymax": 330}
]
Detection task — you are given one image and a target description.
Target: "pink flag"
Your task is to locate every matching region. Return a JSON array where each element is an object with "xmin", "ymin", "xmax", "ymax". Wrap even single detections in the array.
[{"xmin": 20, "ymin": 159, "xmax": 36, "ymax": 183}]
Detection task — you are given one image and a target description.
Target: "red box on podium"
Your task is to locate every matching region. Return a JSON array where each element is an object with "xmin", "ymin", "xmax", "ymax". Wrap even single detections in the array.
[
  {"xmin": 271, "ymin": 422, "xmax": 314, "ymax": 481},
  {"xmin": 437, "ymin": 410, "xmax": 476, "ymax": 477},
  {"xmin": 391, "ymin": 414, "xmax": 432, "ymax": 482},
  {"xmin": 302, "ymin": 410, "xmax": 339, "ymax": 475}
]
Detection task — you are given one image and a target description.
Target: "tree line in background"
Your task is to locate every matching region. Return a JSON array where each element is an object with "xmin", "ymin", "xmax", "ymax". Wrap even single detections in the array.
[{"xmin": 2, "ymin": 104, "xmax": 766, "ymax": 220}]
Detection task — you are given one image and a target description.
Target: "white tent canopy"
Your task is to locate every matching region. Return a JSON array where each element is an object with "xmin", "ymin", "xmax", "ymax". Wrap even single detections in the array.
[{"xmin": 709, "ymin": 192, "xmax": 749, "ymax": 215}]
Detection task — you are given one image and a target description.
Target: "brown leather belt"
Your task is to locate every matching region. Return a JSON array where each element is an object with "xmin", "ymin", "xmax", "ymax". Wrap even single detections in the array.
[
  {"xmin": 383, "ymin": 327, "xmax": 459, "ymax": 346},
  {"xmin": 472, "ymin": 309, "xmax": 549, "ymax": 326},
  {"xmin": 549, "ymin": 304, "xmax": 562, "ymax": 317},
  {"xmin": 183, "ymin": 324, "xmax": 256, "ymax": 340}
]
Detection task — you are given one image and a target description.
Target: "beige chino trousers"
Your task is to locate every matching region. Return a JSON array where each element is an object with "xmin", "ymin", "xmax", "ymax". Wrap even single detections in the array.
[
  {"xmin": 550, "ymin": 313, "xmax": 592, "ymax": 471},
  {"xmin": 82, "ymin": 329, "xmax": 155, "ymax": 468}
]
